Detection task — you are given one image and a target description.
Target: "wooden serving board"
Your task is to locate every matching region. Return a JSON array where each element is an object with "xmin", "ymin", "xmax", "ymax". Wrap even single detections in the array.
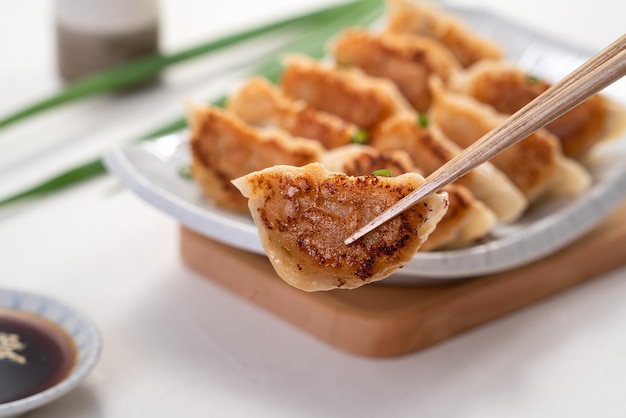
[{"xmin": 180, "ymin": 201, "xmax": 626, "ymax": 358}]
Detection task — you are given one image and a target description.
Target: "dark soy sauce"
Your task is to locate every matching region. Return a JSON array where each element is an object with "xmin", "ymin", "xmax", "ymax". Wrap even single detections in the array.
[{"xmin": 0, "ymin": 308, "xmax": 76, "ymax": 404}]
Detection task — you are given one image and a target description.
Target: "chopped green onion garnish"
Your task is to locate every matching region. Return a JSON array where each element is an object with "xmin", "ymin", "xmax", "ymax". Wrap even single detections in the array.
[
  {"xmin": 418, "ymin": 112, "xmax": 429, "ymax": 128},
  {"xmin": 178, "ymin": 165, "xmax": 193, "ymax": 180},
  {"xmin": 350, "ymin": 129, "xmax": 369, "ymax": 144},
  {"xmin": 372, "ymin": 168, "xmax": 392, "ymax": 177},
  {"xmin": 525, "ymin": 74, "xmax": 540, "ymax": 84}
]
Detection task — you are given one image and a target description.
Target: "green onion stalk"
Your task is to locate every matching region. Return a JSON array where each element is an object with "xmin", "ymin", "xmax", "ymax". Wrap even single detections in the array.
[
  {"xmin": 0, "ymin": 0, "xmax": 384, "ymax": 207},
  {"xmin": 0, "ymin": 0, "xmax": 380, "ymax": 131}
]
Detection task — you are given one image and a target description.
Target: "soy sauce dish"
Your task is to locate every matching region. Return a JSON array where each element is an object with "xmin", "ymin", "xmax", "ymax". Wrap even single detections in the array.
[{"xmin": 0, "ymin": 289, "xmax": 101, "ymax": 417}]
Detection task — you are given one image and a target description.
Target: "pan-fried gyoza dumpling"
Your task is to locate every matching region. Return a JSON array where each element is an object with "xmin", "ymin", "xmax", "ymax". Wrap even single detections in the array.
[
  {"xmin": 331, "ymin": 29, "xmax": 461, "ymax": 112},
  {"xmin": 450, "ymin": 60, "xmax": 625, "ymax": 158},
  {"xmin": 188, "ymin": 104, "xmax": 324, "ymax": 212},
  {"xmin": 385, "ymin": 0, "xmax": 502, "ymax": 67},
  {"xmin": 280, "ymin": 55, "xmax": 412, "ymax": 130},
  {"xmin": 322, "ymin": 144, "xmax": 496, "ymax": 251},
  {"xmin": 370, "ymin": 113, "xmax": 527, "ymax": 222},
  {"xmin": 227, "ymin": 77, "xmax": 358, "ymax": 149},
  {"xmin": 419, "ymin": 180, "xmax": 495, "ymax": 251},
  {"xmin": 321, "ymin": 143, "xmax": 420, "ymax": 177},
  {"xmin": 428, "ymin": 79, "xmax": 591, "ymax": 201},
  {"xmin": 232, "ymin": 163, "xmax": 448, "ymax": 291}
]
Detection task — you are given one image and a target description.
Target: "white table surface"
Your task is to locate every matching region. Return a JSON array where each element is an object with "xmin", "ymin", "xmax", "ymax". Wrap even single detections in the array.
[{"xmin": 1, "ymin": 1, "xmax": 625, "ymax": 417}]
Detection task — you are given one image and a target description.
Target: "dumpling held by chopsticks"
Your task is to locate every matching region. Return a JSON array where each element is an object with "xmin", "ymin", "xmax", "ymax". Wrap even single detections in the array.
[{"xmin": 232, "ymin": 163, "xmax": 448, "ymax": 291}]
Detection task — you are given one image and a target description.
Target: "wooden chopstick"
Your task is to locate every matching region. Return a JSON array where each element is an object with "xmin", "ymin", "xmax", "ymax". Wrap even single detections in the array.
[{"xmin": 344, "ymin": 34, "xmax": 626, "ymax": 245}]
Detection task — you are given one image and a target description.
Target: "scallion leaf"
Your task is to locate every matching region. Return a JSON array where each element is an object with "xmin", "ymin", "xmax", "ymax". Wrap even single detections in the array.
[
  {"xmin": 0, "ymin": 0, "xmax": 382, "ymax": 132},
  {"xmin": 0, "ymin": 160, "xmax": 106, "ymax": 207},
  {"xmin": 418, "ymin": 112, "xmax": 429, "ymax": 128},
  {"xmin": 372, "ymin": 169, "xmax": 392, "ymax": 177},
  {"xmin": 0, "ymin": 0, "xmax": 385, "ymax": 207},
  {"xmin": 525, "ymin": 74, "xmax": 540, "ymax": 85},
  {"xmin": 178, "ymin": 165, "xmax": 194, "ymax": 180},
  {"xmin": 350, "ymin": 129, "xmax": 369, "ymax": 144}
]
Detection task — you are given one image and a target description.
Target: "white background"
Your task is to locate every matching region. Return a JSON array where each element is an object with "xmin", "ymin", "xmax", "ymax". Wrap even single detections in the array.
[{"xmin": 0, "ymin": 1, "xmax": 625, "ymax": 417}]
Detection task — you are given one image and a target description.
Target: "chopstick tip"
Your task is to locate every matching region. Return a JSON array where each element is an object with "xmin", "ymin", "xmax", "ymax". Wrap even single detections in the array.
[{"xmin": 343, "ymin": 234, "xmax": 359, "ymax": 245}]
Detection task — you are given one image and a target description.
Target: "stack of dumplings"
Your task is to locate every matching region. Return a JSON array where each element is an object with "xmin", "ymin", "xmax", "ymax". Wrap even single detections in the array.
[{"xmin": 188, "ymin": 0, "xmax": 624, "ymax": 291}]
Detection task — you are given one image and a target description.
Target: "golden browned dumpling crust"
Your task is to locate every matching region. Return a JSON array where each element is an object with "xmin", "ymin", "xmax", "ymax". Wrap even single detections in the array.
[
  {"xmin": 189, "ymin": 105, "xmax": 324, "ymax": 212},
  {"xmin": 232, "ymin": 163, "xmax": 448, "ymax": 291},
  {"xmin": 385, "ymin": 0, "xmax": 503, "ymax": 67},
  {"xmin": 279, "ymin": 55, "xmax": 412, "ymax": 130},
  {"xmin": 332, "ymin": 29, "xmax": 461, "ymax": 111},
  {"xmin": 322, "ymin": 144, "xmax": 420, "ymax": 177},
  {"xmin": 451, "ymin": 60, "xmax": 617, "ymax": 158},
  {"xmin": 370, "ymin": 113, "xmax": 457, "ymax": 175},
  {"xmin": 323, "ymin": 144, "xmax": 495, "ymax": 251},
  {"xmin": 428, "ymin": 80, "xmax": 564, "ymax": 200},
  {"xmin": 227, "ymin": 77, "xmax": 358, "ymax": 149},
  {"xmin": 370, "ymin": 113, "xmax": 527, "ymax": 222},
  {"xmin": 419, "ymin": 181, "xmax": 495, "ymax": 251}
]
